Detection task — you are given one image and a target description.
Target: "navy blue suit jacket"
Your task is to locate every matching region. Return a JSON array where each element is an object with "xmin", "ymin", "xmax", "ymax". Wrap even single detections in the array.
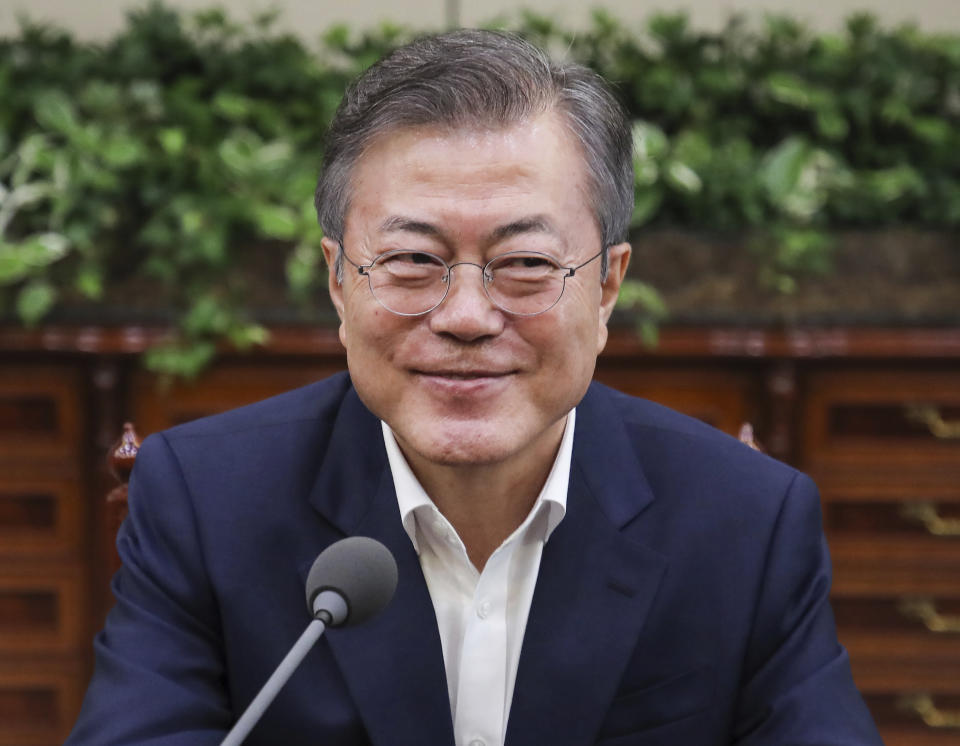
[{"xmin": 68, "ymin": 373, "xmax": 881, "ymax": 745}]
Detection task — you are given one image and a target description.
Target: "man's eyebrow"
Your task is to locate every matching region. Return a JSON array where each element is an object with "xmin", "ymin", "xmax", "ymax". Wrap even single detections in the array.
[
  {"xmin": 379, "ymin": 216, "xmax": 441, "ymax": 237},
  {"xmin": 489, "ymin": 217, "xmax": 558, "ymax": 242},
  {"xmin": 377, "ymin": 215, "xmax": 560, "ymax": 243}
]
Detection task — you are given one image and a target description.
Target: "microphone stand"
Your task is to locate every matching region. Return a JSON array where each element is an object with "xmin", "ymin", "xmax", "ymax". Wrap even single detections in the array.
[{"xmin": 219, "ymin": 591, "xmax": 347, "ymax": 746}]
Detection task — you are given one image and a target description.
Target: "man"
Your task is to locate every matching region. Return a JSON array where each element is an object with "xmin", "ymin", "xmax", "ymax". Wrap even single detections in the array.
[{"xmin": 68, "ymin": 30, "xmax": 882, "ymax": 745}]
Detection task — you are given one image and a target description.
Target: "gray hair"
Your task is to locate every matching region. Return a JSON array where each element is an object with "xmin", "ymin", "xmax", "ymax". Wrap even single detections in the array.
[{"xmin": 315, "ymin": 29, "xmax": 634, "ymax": 281}]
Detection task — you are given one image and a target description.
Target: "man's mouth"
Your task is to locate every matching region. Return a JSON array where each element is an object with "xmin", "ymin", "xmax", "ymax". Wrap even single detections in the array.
[{"xmin": 414, "ymin": 369, "xmax": 514, "ymax": 379}]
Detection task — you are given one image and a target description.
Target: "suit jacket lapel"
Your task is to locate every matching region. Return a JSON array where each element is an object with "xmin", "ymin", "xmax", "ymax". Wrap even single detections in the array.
[
  {"xmin": 506, "ymin": 384, "xmax": 668, "ymax": 746},
  {"xmin": 304, "ymin": 387, "xmax": 455, "ymax": 746},
  {"xmin": 303, "ymin": 382, "xmax": 666, "ymax": 746}
]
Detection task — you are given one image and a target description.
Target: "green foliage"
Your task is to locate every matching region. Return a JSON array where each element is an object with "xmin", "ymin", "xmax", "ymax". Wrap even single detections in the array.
[
  {"xmin": 0, "ymin": 2, "xmax": 390, "ymax": 376},
  {"xmin": 514, "ymin": 9, "xmax": 960, "ymax": 299},
  {"xmin": 1, "ymin": 5, "xmax": 958, "ymax": 375}
]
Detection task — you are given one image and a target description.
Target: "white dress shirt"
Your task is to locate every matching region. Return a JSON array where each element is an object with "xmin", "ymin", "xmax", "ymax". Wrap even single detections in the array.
[{"xmin": 381, "ymin": 411, "xmax": 574, "ymax": 746}]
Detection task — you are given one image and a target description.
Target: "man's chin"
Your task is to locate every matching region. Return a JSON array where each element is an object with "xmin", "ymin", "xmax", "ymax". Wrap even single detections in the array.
[{"xmin": 395, "ymin": 424, "xmax": 520, "ymax": 469}]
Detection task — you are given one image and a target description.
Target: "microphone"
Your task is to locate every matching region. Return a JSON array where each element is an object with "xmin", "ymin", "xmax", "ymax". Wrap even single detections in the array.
[
  {"xmin": 220, "ymin": 537, "xmax": 398, "ymax": 746},
  {"xmin": 306, "ymin": 535, "xmax": 399, "ymax": 627}
]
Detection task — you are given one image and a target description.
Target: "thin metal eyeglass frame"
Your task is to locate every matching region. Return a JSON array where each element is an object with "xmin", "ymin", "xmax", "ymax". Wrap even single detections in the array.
[{"xmin": 338, "ymin": 243, "xmax": 604, "ymax": 317}]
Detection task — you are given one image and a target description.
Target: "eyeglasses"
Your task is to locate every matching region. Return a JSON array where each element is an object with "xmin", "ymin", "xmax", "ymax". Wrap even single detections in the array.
[{"xmin": 340, "ymin": 245, "xmax": 603, "ymax": 317}]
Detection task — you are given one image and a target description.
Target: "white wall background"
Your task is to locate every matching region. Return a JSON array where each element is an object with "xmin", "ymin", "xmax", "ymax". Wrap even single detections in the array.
[{"xmin": 2, "ymin": 0, "xmax": 959, "ymax": 40}]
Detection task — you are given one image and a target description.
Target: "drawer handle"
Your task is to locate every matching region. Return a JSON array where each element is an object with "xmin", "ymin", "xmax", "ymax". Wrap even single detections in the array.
[
  {"xmin": 898, "ymin": 597, "xmax": 960, "ymax": 633},
  {"xmin": 905, "ymin": 405, "xmax": 960, "ymax": 439},
  {"xmin": 899, "ymin": 501, "xmax": 960, "ymax": 537},
  {"xmin": 898, "ymin": 693, "xmax": 960, "ymax": 729}
]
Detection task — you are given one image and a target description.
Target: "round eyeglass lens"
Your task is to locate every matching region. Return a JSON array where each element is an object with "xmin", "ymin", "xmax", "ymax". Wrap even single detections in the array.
[
  {"xmin": 366, "ymin": 251, "xmax": 449, "ymax": 315},
  {"xmin": 485, "ymin": 252, "xmax": 566, "ymax": 316}
]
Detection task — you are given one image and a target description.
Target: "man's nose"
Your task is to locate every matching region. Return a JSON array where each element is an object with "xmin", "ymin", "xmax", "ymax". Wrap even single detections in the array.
[{"xmin": 427, "ymin": 263, "xmax": 505, "ymax": 340}]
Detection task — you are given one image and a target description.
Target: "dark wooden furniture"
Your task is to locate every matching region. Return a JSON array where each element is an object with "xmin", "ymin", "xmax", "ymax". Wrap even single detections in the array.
[{"xmin": 1, "ymin": 324, "xmax": 958, "ymax": 744}]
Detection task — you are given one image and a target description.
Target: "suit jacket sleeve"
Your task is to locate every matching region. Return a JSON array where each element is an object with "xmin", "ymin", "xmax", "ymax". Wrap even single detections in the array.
[
  {"xmin": 732, "ymin": 472, "xmax": 882, "ymax": 745},
  {"xmin": 66, "ymin": 432, "xmax": 232, "ymax": 745}
]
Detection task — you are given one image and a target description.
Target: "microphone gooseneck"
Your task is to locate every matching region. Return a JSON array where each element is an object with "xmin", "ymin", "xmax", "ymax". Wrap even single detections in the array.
[{"xmin": 220, "ymin": 537, "xmax": 398, "ymax": 746}]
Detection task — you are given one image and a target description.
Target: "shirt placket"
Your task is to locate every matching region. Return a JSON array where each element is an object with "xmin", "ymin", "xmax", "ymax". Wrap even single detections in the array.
[{"xmin": 454, "ymin": 544, "xmax": 511, "ymax": 746}]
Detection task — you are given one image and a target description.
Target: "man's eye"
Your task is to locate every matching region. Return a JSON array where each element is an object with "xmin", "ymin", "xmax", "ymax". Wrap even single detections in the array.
[
  {"xmin": 520, "ymin": 256, "xmax": 552, "ymax": 269},
  {"xmin": 379, "ymin": 251, "xmax": 440, "ymax": 266},
  {"xmin": 376, "ymin": 252, "xmax": 444, "ymax": 279},
  {"xmin": 493, "ymin": 254, "xmax": 558, "ymax": 274}
]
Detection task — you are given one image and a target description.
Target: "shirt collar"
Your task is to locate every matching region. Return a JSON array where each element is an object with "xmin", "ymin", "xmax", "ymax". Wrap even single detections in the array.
[{"xmin": 382, "ymin": 410, "xmax": 574, "ymax": 555}]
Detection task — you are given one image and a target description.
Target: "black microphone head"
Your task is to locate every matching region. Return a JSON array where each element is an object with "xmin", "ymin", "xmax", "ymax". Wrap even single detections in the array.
[{"xmin": 305, "ymin": 537, "xmax": 398, "ymax": 628}]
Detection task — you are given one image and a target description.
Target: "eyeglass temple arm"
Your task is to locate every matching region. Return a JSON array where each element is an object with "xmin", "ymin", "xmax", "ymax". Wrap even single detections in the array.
[
  {"xmin": 337, "ymin": 242, "xmax": 371, "ymax": 275},
  {"xmin": 566, "ymin": 249, "xmax": 605, "ymax": 277}
]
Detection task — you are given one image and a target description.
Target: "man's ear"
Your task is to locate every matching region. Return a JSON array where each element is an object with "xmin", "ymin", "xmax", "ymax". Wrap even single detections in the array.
[
  {"xmin": 321, "ymin": 236, "xmax": 349, "ymax": 347},
  {"xmin": 596, "ymin": 241, "xmax": 631, "ymax": 354},
  {"xmin": 321, "ymin": 236, "xmax": 345, "ymax": 320}
]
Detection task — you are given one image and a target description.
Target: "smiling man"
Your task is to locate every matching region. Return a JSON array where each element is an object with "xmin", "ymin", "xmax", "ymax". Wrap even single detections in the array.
[{"xmin": 68, "ymin": 30, "xmax": 881, "ymax": 746}]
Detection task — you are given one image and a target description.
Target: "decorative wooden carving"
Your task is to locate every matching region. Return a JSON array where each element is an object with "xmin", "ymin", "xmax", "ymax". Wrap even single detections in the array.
[
  {"xmin": 738, "ymin": 422, "xmax": 763, "ymax": 451},
  {"xmin": 105, "ymin": 423, "xmax": 140, "ymax": 558}
]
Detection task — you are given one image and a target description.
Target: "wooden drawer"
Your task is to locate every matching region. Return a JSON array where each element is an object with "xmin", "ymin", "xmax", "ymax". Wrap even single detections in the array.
[
  {"xmin": 836, "ymin": 597, "xmax": 960, "ymax": 688},
  {"xmin": 0, "ymin": 567, "xmax": 86, "ymax": 655},
  {"xmin": 865, "ymin": 694, "xmax": 960, "ymax": 746},
  {"xmin": 0, "ymin": 479, "xmax": 83, "ymax": 557},
  {"xmin": 805, "ymin": 369, "xmax": 960, "ymax": 491},
  {"xmin": 830, "ymin": 535, "xmax": 960, "ymax": 597},
  {"xmin": 0, "ymin": 659, "xmax": 85, "ymax": 746},
  {"xmin": 0, "ymin": 367, "xmax": 81, "ymax": 470},
  {"xmin": 825, "ymin": 494, "xmax": 960, "ymax": 592},
  {"xmin": 132, "ymin": 362, "xmax": 347, "ymax": 434},
  {"xmin": 593, "ymin": 364, "xmax": 755, "ymax": 435}
]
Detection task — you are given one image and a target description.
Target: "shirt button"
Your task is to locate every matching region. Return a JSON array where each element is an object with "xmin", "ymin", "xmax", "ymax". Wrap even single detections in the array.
[
  {"xmin": 469, "ymin": 740, "xmax": 485, "ymax": 746},
  {"xmin": 477, "ymin": 601, "xmax": 491, "ymax": 619}
]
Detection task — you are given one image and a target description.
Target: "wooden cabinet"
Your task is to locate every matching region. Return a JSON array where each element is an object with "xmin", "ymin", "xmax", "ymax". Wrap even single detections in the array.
[
  {"xmin": 805, "ymin": 367, "xmax": 960, "ymax": 745},
  {"xmin": 1, "ymin": 326, "xmax": 958, "ymax": 743},
  {"xmin": 0, "ymin": 366, "xmax": 88, "ymax": 745}
]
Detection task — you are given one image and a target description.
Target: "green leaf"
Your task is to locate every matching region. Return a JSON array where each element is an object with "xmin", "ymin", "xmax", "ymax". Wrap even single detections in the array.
[
  {"xmin": 631, "ymin": 188, "xmax": 663, "ymax": 227},
  {"xmin": 617, "ymin": 279, "xmax": 668, "ymax": 317},
  {"xmin": 766, "ymin": 73, "xmax": 814, "ymax": 109},
  {"xmin": 74, "ymin": 265, "xmax": 104, "ymax": 300},
  {"xmin": 632, "ymin": 120, "xmax": 668, "ymax": 162},
  {"xmin": 638, "ymin": 319, "xmax": 659, "ymax": 348},
  {"xmin": 254, "ymin": 141, "xmax": 294, "ymax": 171},
  {"xmin": 0, "ymin": 243, "xmax": 28, "ymax": 284},
  {"xmin": 143, "ymin": 339, "xmax": 217, "ymax": 379},
  {"xmin": 34, "ymin": 90, "xmax": 79, "ymax": 135},
  {"xmin": 20, "ymin": 232, "xmax": 70, "ymax": 267},
  {"xmin": 672, "ymin": 130, "xmax": 712, "ymax": 171},
  {"xmin": 101, "ymin": 134, "xmax": 145, "ymax": 167},
  {"xmin": 218, "ymin": 133, "xmax": 259, "ymax": 175},
  {"xmin": 760, "ymin": 137, "xmax": 809, "ymax": 201},
  {"xmin": 664, "ymin": 160, "xmax": 703, "ymax": 194},
  {"xmin": 183, "ymin": 295, "xmax": 232, "ymax": 336},
  {"xmin": 16, "ymin": 280, "xmax": 57, "ymax": 325},
  {"xmin": 911, "ymin": 117, "xmax": 953, "ymax": 146},
  {"xmin": 158, "ymin": 128, "xmax": 186, "ymax": 156},
  {"xmin": 213, "ymin": 91, "xmax": 252, "ymax": 121},
  {"xmin": 252, "ymin": 204, "xmax": 298, "ymax": 239},
  {"xmin": 227, "ymin": 323, "xmax": 269, "ymax": 350},
  {"xmin": 286, "ymin": 242, "xmax": 321, "ymax": 294},
  {"xmin": 815, "ymin": 109, "xmax": 849, "ymax": 140},
  {"xmin": 9, "ymin": 181, "xmax": 54, "ymax": 210}
]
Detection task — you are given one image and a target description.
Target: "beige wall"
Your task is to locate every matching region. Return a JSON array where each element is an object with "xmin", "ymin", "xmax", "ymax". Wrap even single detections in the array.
[{"xmin": 1, "ymin": 0, "xmax": 958, "ymax": 40}]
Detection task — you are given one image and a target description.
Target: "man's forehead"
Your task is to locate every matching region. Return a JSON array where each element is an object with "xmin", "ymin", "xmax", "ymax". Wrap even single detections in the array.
[
  {"xmin": 353, "ymin": 111, "xmax": 581, "ymax": 173},
  {"xmin": 378, "ymin": 214, "xmax": 557, "ymax": 239},
  {"xmin": 343, "ymin": 113, "xmax": 592, "ymax": 228}
]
